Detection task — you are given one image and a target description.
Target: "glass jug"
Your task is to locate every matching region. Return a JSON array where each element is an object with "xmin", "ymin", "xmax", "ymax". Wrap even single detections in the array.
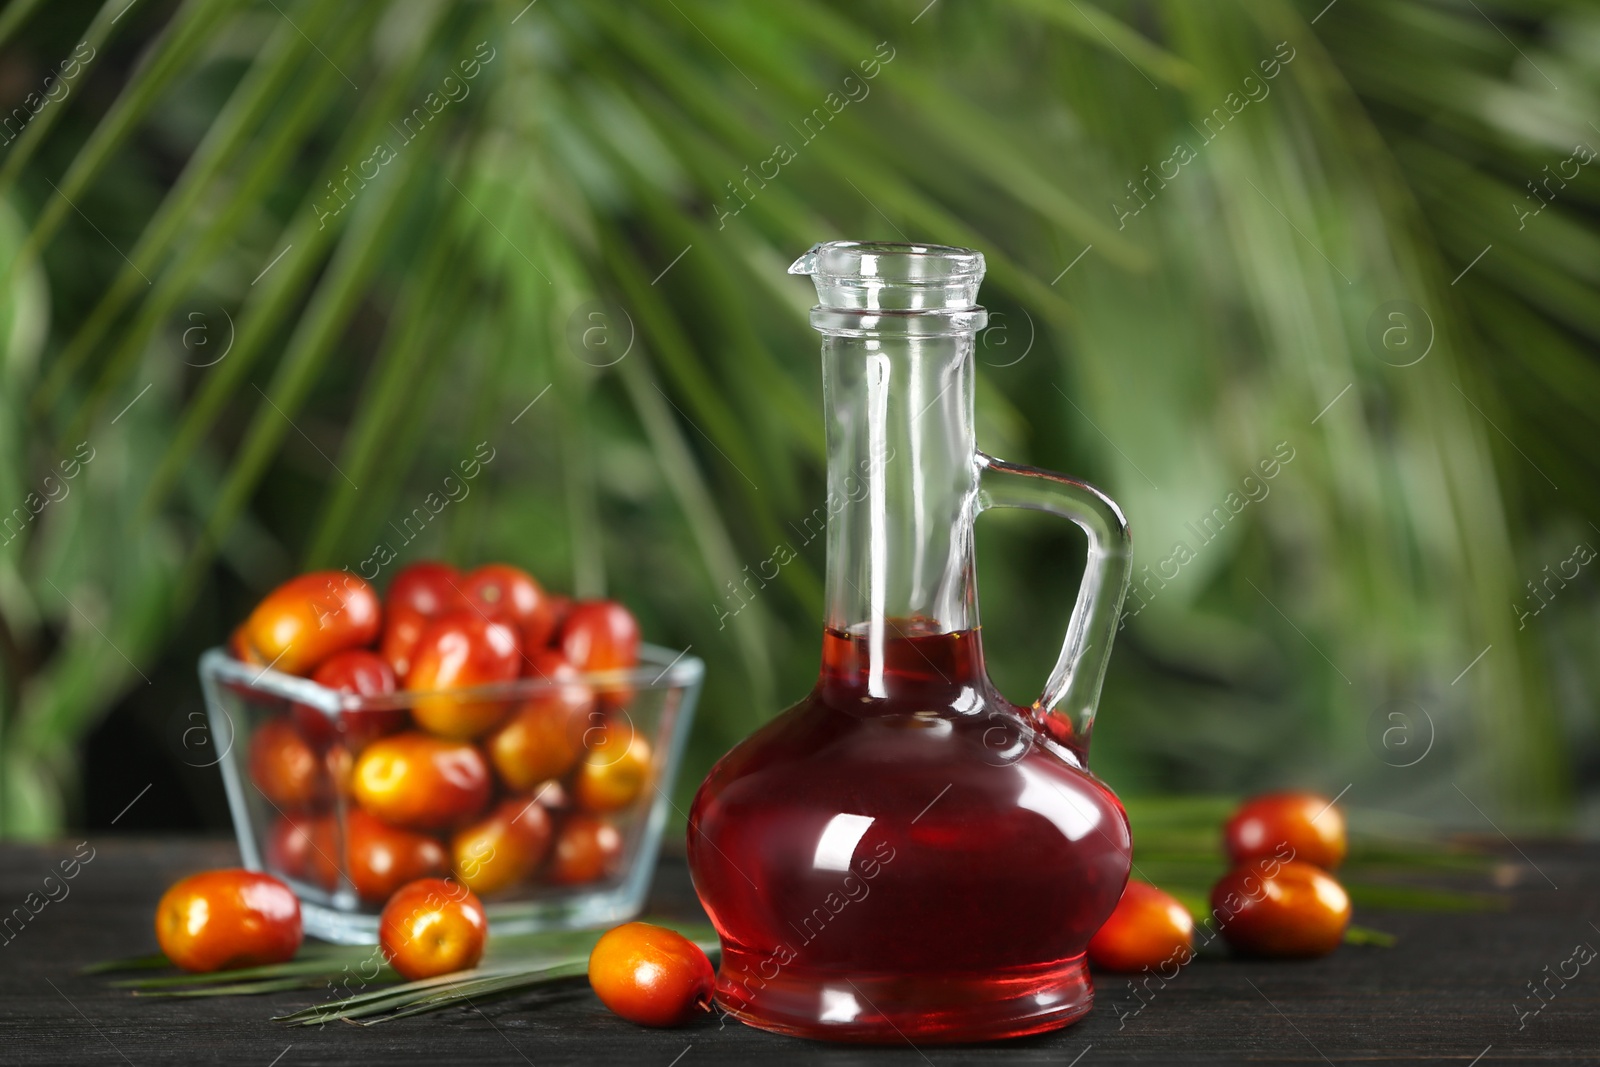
[{"xmin": 687, "ymin": 241, "xmax": 1134, "ymax": 1043}]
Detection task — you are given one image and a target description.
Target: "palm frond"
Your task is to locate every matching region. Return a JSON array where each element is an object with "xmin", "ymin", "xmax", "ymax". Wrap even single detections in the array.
[
  {"xmin": 0, "ymin": 0, "xmax": 1595, "ymax": 839},
  {"xmin": 94, "ymin": 922, "xmax": 717, "ymax": 1025}
]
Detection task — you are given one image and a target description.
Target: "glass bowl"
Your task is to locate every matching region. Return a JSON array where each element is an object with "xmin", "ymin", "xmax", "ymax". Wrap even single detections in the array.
[{"xmin": 197, "ymin": 643, "xmax": 703, "ymax": 944}]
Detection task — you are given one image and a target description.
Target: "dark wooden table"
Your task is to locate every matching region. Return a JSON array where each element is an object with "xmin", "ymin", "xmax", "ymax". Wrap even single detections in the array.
[{"xmin": 1, "ymin": 837, "xmax": 1596, "ymax": 1066}]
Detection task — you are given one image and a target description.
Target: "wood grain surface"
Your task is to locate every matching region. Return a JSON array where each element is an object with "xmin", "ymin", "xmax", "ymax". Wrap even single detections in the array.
[{"xmin": 0, "ymin": 837, "xmax": 1595, "ymax": 1065}]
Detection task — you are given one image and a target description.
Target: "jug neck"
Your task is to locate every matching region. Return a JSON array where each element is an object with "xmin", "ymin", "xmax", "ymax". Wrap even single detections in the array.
[
  {"xmin": 819, "ymin": 325, "xmax": 983, "ymax": 648},
  {"xmin": 793, "ymin": 242, "xmax": 991, "ymax": 700},
  {"xmin": 819, "ymin": 313, "xmax": 992, "ymax": 703}
]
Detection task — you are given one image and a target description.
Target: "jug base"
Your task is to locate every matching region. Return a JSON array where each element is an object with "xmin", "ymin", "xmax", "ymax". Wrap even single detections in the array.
[{"xmin": 713, "ymin": 949, "xmax": 1095, "ymax": 1044}]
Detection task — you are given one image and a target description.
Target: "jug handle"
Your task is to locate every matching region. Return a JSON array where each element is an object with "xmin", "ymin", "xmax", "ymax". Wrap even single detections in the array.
[{"xmin": 975, "ymin": 452, "xmax": 1132, "ymax": 754}]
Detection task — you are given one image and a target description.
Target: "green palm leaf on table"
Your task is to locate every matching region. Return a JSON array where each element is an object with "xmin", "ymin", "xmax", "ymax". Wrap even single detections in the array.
[
  {"xmin": 90, "ymin": 923, "xmax": 717, "ymax": 1025},
  {"xmin": 1122, "ymin": 797, "xmax": 1507, "ymax": 945}
]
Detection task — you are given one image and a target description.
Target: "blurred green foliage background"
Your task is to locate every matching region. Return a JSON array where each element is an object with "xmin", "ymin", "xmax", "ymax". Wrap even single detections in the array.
[{"xmin": 0, "ymin": 0, "xmax": 1595, "ymax": 840}]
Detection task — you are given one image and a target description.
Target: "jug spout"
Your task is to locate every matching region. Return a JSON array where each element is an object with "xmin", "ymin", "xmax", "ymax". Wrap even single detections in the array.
[{"xmin": 786, "ymin": 244, "xmax": 821, "ymax": 277}]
